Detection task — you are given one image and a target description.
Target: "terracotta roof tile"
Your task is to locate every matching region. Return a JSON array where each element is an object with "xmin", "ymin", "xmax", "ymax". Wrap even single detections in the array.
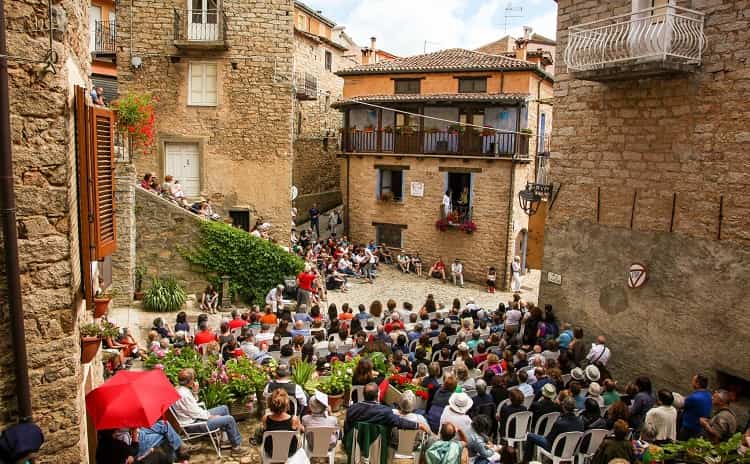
[
  {"xmin": 331, "ymin": 92, "xmax": 529, "ymax": 108},
  {"xmin": 336, "ymin": 48, "xmax": 538, "ymax": 75}
]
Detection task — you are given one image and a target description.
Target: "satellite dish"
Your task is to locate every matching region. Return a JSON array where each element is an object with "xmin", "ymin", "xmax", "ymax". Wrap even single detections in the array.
[{"xmin": 290, "ymin": 185, "xmax": 299, "ymax": 201}]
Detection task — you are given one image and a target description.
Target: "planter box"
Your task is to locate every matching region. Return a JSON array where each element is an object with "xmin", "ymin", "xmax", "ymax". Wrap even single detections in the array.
[
  {"xmin": 230, "ymin": 400, "xmax": 251, "ymax": 421},
  {"xmin": 384, "ymin": 384, "xmax": 427, "ymax": 410},
  {"xmin": 93, "ymin": 298, "xmax": 111, "ymax": 318}
]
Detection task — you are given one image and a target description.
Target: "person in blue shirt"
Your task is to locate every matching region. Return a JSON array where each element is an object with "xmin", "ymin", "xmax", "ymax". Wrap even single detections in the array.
[
  {"xmin": 407, "ymin": 324, "xmax": 423, "ymax": 343},
  {"xmin": 355, "ymin": 304, "xmax": 371, "ymax": 321},
  {"xmin": 679, "ymin": 373, "xmax": 713, "ymax": 440},
  {"xmin": 557, "ymin": 323, "xmax": 574, "ymax": 350}
]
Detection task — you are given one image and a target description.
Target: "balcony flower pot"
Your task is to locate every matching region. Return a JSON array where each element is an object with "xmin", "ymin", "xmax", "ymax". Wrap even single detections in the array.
[
  {"xmin": 93, "ymin": 297, "xmax": 111, "ymax": 318},
  {"xmin": 81, "ymin": 336, "xmax": 102, "ymax": 364}
]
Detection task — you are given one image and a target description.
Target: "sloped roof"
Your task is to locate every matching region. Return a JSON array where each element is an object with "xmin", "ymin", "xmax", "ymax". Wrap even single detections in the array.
[
  {"xmin": 331, "ymin": 92, "xmax": 529, "ymax": 108},
  {"xmin": 336, "ymin": 48, "xmax": 537, "ymax": 75},
  {"xmin": 529, "ymin": 33, "xmax": 557, "ymax": 46},
  {"xmin": 474, "ymin": 36, "xmax": 516, "ymax": 54}
]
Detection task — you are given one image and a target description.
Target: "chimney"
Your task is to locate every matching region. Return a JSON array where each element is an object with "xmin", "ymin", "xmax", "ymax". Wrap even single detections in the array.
[
  {"xmin": 370, "ymin": 37, "xmax": 377, "ymax": 63},
  {"xmin": 523, "ymin": 26, "xmax": 532, "ymax": 40},
  {"xmin": 515, "ymin": 40, "xmax": 527, "ymax": 61}
]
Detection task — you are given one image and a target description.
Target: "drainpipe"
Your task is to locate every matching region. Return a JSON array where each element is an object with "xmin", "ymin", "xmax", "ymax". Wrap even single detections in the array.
[
  {"xmin": 0, "ymin": 0, "xmax": 33, "ymax": 422},
  {"xmin": 504, "ymin": 158, "xmax": 516, "ymax": 291}
]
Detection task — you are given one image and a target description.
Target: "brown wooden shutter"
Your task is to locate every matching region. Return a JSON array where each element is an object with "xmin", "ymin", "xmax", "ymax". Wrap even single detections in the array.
[
  {"xmin": 89, "ymin": 107, "xmax": 117, "ymax": 259},
  {"xmin": 525, "ymin": 201, "xmax": 547, "ymax": 270},
  {"xmin": 75, "ymin": 86, "xmax": 95, "ymax": 307}
]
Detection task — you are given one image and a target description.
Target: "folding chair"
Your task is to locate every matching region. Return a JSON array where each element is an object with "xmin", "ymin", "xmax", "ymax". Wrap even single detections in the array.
[
  {"xmin": 261, "ymin": 430, "xmax": 302, "ymax": 464},
  {"xmin": 536, "ymin": 431, "xmax": 583, "ymax": 464},
  {"xmin": 575, "ymin": 429, "xmax": 609, "ymax": 464},
  {"xmin": 166, "ymin": 407, "xmax": 222, "ymax": 458},
  {"xmin": 304, "ymin": 426, "xmax": 338, "ymax": 464}
]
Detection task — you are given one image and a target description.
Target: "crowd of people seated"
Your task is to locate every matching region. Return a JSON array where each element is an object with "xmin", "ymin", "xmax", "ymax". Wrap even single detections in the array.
[
  {"xmin": 144, "ymin": 287, "xmax": 749, "ymax": 464},
  {"xmin": 138, "ymin": 173, "xmax": 221, "ymax": 222}
]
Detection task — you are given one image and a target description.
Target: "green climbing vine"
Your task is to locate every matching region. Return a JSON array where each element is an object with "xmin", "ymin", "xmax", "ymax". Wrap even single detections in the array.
[{"xmin": 184, "ymin": 221, "xmax": 304, "ymax": 304}]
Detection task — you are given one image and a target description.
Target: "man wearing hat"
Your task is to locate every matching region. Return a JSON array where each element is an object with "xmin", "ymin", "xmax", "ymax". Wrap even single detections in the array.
[
  {"xmin": 587, "ymin": 382, "xmax": 605, "ymax": 408},
  {"xmin": 263, "ymin": 364, "xmax": 308, "ymax": 413},
  {"xmin": 301, "ymin": 392, "xmax": 339, "ymax": 449},
  {"xmin": 440, "ymin": 391, "xmax": 474, "ymax": 432},
  {"xmin": 530, "ymin": 383, "xmax": 562, "ymax": 428},
  {"xmin": 585, "ymin": 365, "xmax": 601, "ymax": 384},
  {"xmin": 570, "ymin": 367, "xmax": 586, "ymax": 385}
]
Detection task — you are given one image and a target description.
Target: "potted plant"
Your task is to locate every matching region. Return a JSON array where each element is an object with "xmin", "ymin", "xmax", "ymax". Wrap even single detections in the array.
[
  {"xmin": 318, "ymin": 360, "xmax": 353, "ymax": 412},
  {"xmin": 655, "ymin": 433, "xmax": 747, "ymax": 464},
  {"xmin": 291, "ymin": 360, "xmax": 319, "ymax": 395},
  {"xmin": 80, "ymin": 322, "xmax": 104, "ymax": 363},
  {"xmin": 143, "ymin": 277, "xmax": 187, "ymax": 312},
  {"xmin": 460, "ymin": 221, "xmax": 478, "ymax": 234},
  {"xmin": 363, "ymin": 124, "xmax": 375, "ymax": 133},
  {"xmin": 93, "ymin": 288, "xmax": 118, "ymax": 318},
  {"xmin": 448, "ymin": 123, "xmax": 462, "ymax": 134},
  {"xmin": 134, "ymin": 265, "xmax": 147, "ymax": 300}
]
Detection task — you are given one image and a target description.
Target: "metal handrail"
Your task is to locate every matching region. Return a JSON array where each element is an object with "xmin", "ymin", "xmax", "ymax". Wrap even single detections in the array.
[
  {"xmin": 565, "ymin": 5, "xmax": 705, "ymax": 71},
  {"xmin": 173, "ymin": 7, "xmax": 224, "ymax": 42}
]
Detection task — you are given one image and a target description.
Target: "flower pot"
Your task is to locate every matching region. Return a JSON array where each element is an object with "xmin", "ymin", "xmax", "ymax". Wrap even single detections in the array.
[
  {"xmin": 133, "ymin": 291, "xmax": 144, "ymax": 301},
  {"xmin": 81, "ymin": 337, "xmax": 102, "ymax": 364},
  {"xmin": 328, "ymin": 393, "xmax": 344, "ymax": 412},
  {"xmin": 93, "ymin": 297, "xmax": 111, "ymax": 318}
]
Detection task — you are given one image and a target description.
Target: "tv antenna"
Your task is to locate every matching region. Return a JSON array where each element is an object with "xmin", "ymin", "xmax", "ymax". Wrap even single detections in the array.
[
  {"xmin": 423, "ymin": 40, "xmax": 441, "ymax": 53},
  {"xmin": 503, "ymin": 1, "xmax": 524, "ymax": 34}
]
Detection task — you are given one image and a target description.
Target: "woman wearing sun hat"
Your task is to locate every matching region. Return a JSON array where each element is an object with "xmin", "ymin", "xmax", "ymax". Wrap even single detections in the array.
[{"xmin": 440, "ymin": 390, "xmax": 474, "ymax": 433}]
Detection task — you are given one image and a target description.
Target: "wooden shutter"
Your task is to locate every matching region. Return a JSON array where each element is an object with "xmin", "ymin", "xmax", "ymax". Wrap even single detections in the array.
[
  {"xmin": 75, "ymin": 86, "xmax": 95, "ymax": 308},
  {"xmin": 525, "ymin": 201, "xmax": 547, "ymax": 269},
  {"xmin": 90, "ymin": 106, "xmax": 117, "ymax": 259}
]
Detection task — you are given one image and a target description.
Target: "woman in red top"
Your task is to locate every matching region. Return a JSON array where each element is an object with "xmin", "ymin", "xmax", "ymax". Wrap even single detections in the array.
[{"xmin": 428, "ymin": 257, "xmax": 447, "ymax": 282}]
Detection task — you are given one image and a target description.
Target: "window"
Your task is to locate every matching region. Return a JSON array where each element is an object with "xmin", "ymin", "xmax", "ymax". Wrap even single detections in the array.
[
  {"xmin": 189, "ymin": 63, "xmax": 218, "ymax": 106},
  {"xmin": 394, "ymin": 79, "xmax": 421, "ymax": 94},
  {"xmin": 378, "ymin": 169, "xmax": 404, "ymax": 201},
  {"xmin": 458, "ymin": 77, "xmax": 487, "ymax": 93},
  {"xmin": 446, "ymin": 172, "xmax": 472, "ymax": 222},
  {"xmin": 375, "ymin": 224, "xmax": 404, "ymax": 249},
  {"xmin": 297, "ymin": 13, "xmax": 308, "ymax": 31},
  {"xmin": 324, "ymin": 51, "xmax": 333, "ymax": 71},
  {"xmin": 229, "ymin": 210, "xmax": 250, "ymax": 231}
]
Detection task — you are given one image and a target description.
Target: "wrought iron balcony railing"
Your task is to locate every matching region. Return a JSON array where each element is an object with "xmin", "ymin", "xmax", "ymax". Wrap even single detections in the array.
[
  {"xmin": 93, "ymin": 20, "xmax": 116, "ymax": 54},
  {"xmin": 565, "ymin": 5, "xmax": 705, "ymax": 74},
  {"xmin": 173, "ymin": 6, "xmax": 228, "ymax": 49},
  {"xmin": 294, "ymin": 72, "xmax": 318, "ymax": 100}
]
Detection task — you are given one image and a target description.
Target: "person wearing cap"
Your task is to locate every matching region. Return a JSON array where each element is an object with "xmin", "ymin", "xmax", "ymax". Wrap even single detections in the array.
[
  {"xmin": 585, "ymin": 364, "xmax": 601, "ymax": 384},
  {"xmin": 173, "ymin": 368, "xmax": 250, "ymax": 456},
  {"xmin": 525, "ymin": 397, "xmax": 584, "ymax": 457},
  {"xmin": 301, "ymin": 392, "xmax": 339, "ymax": 449},
  {"xmin": 263, "ymin": 364, "xmax": 308, "ymax": 412},
  {"xmin": 0, "ymin": 422, "xmax": 44, "ymax": 463},
  {"xmin": 530, "ymin": 383, "xmax": 562, "ymax": 427},
  {"xmin": 451, "ymin": 258, "xmax": 464, "ymax": 287},
  {"xmin": 441, "ymin": 391, "xmax": 474, "ymax": 433},
  {"xmin": 570, "ymin": 366, "xmax": 585, "ymax": 385},
  {"xmin": 265, "ymin": 284, "xmax": 285, "ymax": 313}
]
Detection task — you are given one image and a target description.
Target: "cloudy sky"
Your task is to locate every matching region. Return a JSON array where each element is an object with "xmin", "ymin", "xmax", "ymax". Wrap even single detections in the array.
[{"xmin": 305, "ymin": 0, "xmax": 558, "ymax": 57}]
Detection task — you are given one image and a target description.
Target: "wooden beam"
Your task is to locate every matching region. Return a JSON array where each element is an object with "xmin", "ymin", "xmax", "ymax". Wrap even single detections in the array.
[
  {"xmin": 374, "ymin": 164, "xmax": 410, "ymax": 170},
  {"xmin": 438, "ymin": 166, "xmax": 483, "ymax": 173},
  {"xmin": 371, "ymin": 222, "xmax": 407, "ymax": 229}
]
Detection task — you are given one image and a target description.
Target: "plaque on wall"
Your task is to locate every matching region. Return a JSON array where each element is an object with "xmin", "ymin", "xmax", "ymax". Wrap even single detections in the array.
[
  {"xmin": 547, "ymin": 272, "xmax": 562, "ymax": 285},
  {"xmin": 410, "ymin": 182, "xmax": 424, "ymax": 197},
  {"xmin": 627, "ymin": 263, "xmax": 648, "ymax": 289}
]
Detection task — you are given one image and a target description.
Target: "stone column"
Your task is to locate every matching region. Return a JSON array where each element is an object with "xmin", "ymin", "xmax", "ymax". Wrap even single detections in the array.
[{"xmin": 111, "ymin": 162, "xmax": 136, "ymax": 305}]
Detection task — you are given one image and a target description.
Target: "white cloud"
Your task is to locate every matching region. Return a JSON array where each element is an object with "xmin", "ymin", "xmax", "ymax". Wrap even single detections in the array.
[{"xmin": 309, "ymin": 0, "xmax": 557, "ymax": 56}]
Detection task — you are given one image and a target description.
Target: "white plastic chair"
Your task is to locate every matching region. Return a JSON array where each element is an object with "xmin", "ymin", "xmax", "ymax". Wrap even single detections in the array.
[
  {"xmin": 523, "ymin": 395, "xmax": 535, "ymax": 409},
  {"xmin": 280, "ymin": 337, "xmax": 292, "ymax": 346},
  {"xmin": 447, "ymin": 335, "xmax": 458, "ymax": 345},
  {"xmin": 391, "ymin": 428, "xmax": 422, "ymax": 462},
  {"xmin": 167, "ymin": 407, "xmax": 222, "ymax": 458},
  {"xmin": 501, "ymin": 411, "xmax": 533, "ymax": 461},
  {"xmin": 315, "ymin": 347, "xmax": 330, "ymax": 359},
  {"xmin": 536, "ymin": 431, "xmax": 583, "ymax": 464},
  {"xmin": 269, "ymin": 351, "xmax": 282, "ymax": 361},
  {"xmin": 349, "ymin": 385, "xmax": 366, "ymax": 406},
  {"xmin": 408, "ymin": 339, "xmax": 418, "ymax": 352},
  {"xmin": 304, "ymin": 426, "xmax": 338, "ymax": 464},
  {"xmin": 495, "ymin": 398, "xmax": 511, "ymax": 419},
  {"xmin": 261, "ymin": 430, "xmax": 301, "ymax": 464},
  {"xmin": 534, "ymin": 412, "xmax": 560, "ymax": 437},
  {"xmin": 575, "ymin": 429, "xmax": 609, "ymax": 464}
]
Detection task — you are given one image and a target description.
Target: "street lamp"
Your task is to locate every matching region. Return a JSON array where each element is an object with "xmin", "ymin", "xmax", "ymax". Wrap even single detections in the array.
[{"xmin": 518, "ymin": 183, "xmax": 554, "ymax": 216}]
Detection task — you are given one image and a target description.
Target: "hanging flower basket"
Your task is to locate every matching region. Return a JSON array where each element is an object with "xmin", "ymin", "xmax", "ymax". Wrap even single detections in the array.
[{"xmin": 111, "ymin": 93, "xmax": 156, "ymax": 156}]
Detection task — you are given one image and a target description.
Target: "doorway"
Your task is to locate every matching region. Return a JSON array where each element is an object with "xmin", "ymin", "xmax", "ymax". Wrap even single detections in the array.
[{"xmin": 165, "ymin": 143, "xmax": 200, "ymax": 199}]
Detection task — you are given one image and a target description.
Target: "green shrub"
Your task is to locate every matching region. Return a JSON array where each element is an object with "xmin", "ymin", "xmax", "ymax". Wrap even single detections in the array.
[
  {"xmin": 143, "ymin": 277, "xmax": 187, "ymax": 312},
  {"xmin": 184, "ymin": 221, "xmax": 304, "ymax": 304}
]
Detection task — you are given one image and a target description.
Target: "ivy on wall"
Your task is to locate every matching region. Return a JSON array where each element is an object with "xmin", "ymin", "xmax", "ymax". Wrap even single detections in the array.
[{"xmin": 184, "ymin": 221, "xmax": 304, "ymax": 304}]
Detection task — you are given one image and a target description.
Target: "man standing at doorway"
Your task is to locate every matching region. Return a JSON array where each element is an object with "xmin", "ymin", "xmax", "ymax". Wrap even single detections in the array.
[
  {"xmin": 511, "ymin": 255, "xmax": 522, "ymax": 292},
  {"xmin": 309, "ymin": 203, "xmax": 320, "ymax": 238}
]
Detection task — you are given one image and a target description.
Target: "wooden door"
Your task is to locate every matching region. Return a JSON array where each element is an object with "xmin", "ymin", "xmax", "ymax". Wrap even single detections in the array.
[{"xmin": 526, "ymin": 201, "xmax": 547, "ymax": 269}]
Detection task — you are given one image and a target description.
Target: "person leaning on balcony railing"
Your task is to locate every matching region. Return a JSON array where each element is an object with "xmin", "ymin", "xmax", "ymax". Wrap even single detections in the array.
[{"xmin": 91, "ymin": 86, "xmax": 105, "ymax": 106}]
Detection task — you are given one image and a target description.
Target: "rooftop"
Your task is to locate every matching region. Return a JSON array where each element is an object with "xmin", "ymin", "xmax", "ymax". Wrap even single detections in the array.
[
  {"xmin": 336, "ymin": 48, "xmax": 542, "ymax": 76},
  {"xmin": 332, "ymin": 92, "xmax": 530, "ymax": 108},
  {"xmin": 294, "ymin": 0, "xmax": 336, "ymax": 28}
]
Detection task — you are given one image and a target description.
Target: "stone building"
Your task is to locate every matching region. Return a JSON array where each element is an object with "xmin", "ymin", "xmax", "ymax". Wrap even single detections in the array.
[
  {"xmin": 292, "ymin": 1, "xmax": 356, "ymax": 221},
  {"xmin": 0, "ymin": 0, "xmax": 118, "ymax": 461},
  {"xmin": 89, "ymin": 0, "xmax": 117, "ymax": 101},
  {"xmin": 476, "ymin": 26, "xmax": 557, "ymax": 75},
  {"xmin": 334, "ymin": 48, "xmax": 554, "ymax": 285},
  {"xmin": 540, "ymin": 0, "xmax": 750, "ymax": 393},
  {"xmin": 117, "ymin": 0, "xmax": 295, "ymax": 236}
]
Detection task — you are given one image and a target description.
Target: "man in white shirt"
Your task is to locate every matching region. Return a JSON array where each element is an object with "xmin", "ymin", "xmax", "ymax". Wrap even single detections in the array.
[
  {"xmin": 586, "ymin": 335, "xmax": 611, "ymax": 366},
  {"xmin": 265, "ymin": 284, "xmax": 284, "ymax": 313},
  {"xmin": 254, "ymin": 324, "xmax": 274, "ymax": 345},
  {"xmin": 451, "ymin": 259, "xmax": 464, "ymax": 287},
  {"xmin": 172, "ymin": 368, "xmax": 249, "ymax": 456},
  {"xmin": 504, "ymin": 304, "xmax": 523, "ymax": 335}
]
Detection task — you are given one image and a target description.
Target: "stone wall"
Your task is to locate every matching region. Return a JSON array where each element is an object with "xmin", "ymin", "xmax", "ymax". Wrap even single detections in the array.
[
  {"xmin": 111, "ymin": 162, "xmax": 136, "ymax": 305},
  {"xmin": 541, "ymin": 0, "xmax": 750, "ymax": 391},
  {"xmin": 117, "ymin": 0, "xmax": 295, "ymax": 240},
  {"xmin": 292, "ymin": 32, "xmax": 344, "ymax": 217},
  {"xmin": 135, "ymin": 188, "xmax": 209, "ymax": 295},
  {"xmin": 1, "ymin": 0, "xmax": 103, "ymax": 461},
  {"xmin": 342, "ymin": 155, "xmax": 532, "ymax": 284}
]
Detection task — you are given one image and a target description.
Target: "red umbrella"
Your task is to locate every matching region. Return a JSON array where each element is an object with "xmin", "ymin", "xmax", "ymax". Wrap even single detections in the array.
[{"xmin": 86, "ymin": 369, "xmax": 181, "ymax": 430}]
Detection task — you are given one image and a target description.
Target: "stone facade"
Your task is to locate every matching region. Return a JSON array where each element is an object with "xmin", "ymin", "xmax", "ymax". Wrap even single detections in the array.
[
  {"xmin": 342, "ymin": 155, "xmax": 533, "ymax": 285},
  {"xmin": 135, "ymin": 188, "xmax": 209, "ymax": 295},
  {"xmin": 541, "ymin": 0, "xmax": 750, "ymax": 391},
  {"xmin": 111, "ymin": 162, "xmax": 136, "ymax": 305},
  {"xmin": 1, "ymin": 0, "xmax": 104, "ymax": 461},
  {"xmin": 117, "ymin": 0, "xmax": 295, "ymax": 239}
]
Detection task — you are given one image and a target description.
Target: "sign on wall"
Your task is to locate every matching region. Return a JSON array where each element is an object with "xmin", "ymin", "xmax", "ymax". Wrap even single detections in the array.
[
  {"xmin": 627, "ymin": 263, "xmax": 648, "ymax": 289},
  {"xmin": 547, "ymin": 272, "xmax": 562, "ymax": 285},
  {"xmin": 410, "ymin": 182, "xmax": 424, "ymax": 197}
]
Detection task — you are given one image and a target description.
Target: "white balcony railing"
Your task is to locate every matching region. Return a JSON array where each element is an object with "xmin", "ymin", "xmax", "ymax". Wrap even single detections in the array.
[{"xmin": 565, "ymin": 5, "xmax": 705, "ymax": 72}]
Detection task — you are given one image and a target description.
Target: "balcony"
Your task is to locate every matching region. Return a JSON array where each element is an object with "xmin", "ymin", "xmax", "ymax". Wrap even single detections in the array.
[
  {"xmin": 173, "ymin": 6, "xmax": 228, "ymax": 51},
  {"xmin": 342, "ymin": 129, "xmax": 530, "ymax": 158},
  {"xmin": 294, "ymin": 72, "xmax": 318, "ymax": 100},
  {"xmin": 92, "ymin": 20, "xmax": 116, "ymax": 55},
  {"xmin": 564, "ymin": 5, "xmax": 705, "ymax": 81}
]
